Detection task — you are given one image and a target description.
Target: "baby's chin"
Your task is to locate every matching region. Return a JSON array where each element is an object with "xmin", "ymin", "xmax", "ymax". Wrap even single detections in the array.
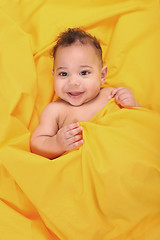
[
  {"xmin": 64, "ymin": 96, "xmax": 86, "ymax": 107},
  {"xmin": 68, "ymin": 101, "xmax": 85, "ymax": 107}
]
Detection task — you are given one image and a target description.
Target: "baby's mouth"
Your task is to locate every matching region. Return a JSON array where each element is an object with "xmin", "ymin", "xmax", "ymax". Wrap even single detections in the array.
[{"xmin": 67, "ymin": 92, "xmax": 84, "ymax": 98}]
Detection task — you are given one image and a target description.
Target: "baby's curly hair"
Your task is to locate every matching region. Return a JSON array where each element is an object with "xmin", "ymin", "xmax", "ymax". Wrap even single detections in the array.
[{"xmin": 52, "ymin": 28, "xmax": 103, "ymax": 65}]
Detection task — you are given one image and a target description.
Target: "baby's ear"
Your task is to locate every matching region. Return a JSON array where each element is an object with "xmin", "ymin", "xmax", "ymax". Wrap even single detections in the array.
[
  {"xmin": 100, "ymin": 65, "xmax": 108, "ymax": 85},
  {"xmin": 51, "ymin": 69, "xmax": 54, "ymax": 76}
]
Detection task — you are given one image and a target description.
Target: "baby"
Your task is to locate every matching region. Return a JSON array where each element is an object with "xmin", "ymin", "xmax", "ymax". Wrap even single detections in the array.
[{"xmin": 30, "ymin": 28, "xmax": 141, "ymax": 159}]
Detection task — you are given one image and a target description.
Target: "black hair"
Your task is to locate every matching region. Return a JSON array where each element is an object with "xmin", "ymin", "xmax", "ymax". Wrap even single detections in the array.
[{"xmin": 52, "ymin": 28, "xmax": 103, "ymax": 64}]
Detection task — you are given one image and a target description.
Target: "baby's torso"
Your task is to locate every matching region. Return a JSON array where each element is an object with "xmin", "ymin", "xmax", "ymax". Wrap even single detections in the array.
[{"xmin": 57, "ymin": 87, "xmax": 114, "ymax": 128}]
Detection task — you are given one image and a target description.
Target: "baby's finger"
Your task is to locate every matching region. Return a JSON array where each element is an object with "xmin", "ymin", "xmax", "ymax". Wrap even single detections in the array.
[
  {"xmin": 66, "ymin": 125, "xmax": 83, "ymax": 139},
  {"xmin": 67, "ymin": 133, "xmax": 83, "ymax": 145},
  {"xmin": 115, "ymin": 92, "xmax": 128, "ymax": 102},
  {"xmin": 108, "ymin": 89, "xmax": 117, "ymax": 100},
  {"xmin": 116, "ymin": 96, "xmax": 128, "ymax": 106},
  {"xmin": 67, "ymin": 139, "xmax": 84, "ymax": 151},
  {"xmin": 63, "ymin": 122, "xmax": 80, "ymax": 134},
  {"xmin": 114, "ymin": 88, "xmax": 130, "ymax": 97},
  {"xmin": 64, "ymin": 122, "xmax": 80, "ymax": 132},
  {"xmin": 108, "ymin": 87, "xmax": 124, "ymax": 100}
]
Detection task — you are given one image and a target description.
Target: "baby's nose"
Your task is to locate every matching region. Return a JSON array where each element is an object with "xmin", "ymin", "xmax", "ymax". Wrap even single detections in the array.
[{"xmin": 69, "ymin": 77, "xmax": 80, "ymax": 86}]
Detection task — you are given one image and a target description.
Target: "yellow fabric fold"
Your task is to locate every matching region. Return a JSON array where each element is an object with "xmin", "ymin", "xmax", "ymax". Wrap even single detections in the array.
[{"xmin": 0, "ymin": 0, "xmax": 160, "ymax": 239}]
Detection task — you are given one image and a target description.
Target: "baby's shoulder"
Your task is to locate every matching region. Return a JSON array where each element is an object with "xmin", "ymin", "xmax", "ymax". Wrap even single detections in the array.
[
  {"xmin": 101, "ymin": 86, "xmax": 114, "ymax": 93},
  {"xmin": 40, "ymin": 100, "xmax": 67, "ymax": 119},
  {"xmin": 47, "ymin": 100, "xmax": 65, "ymax": 109}
]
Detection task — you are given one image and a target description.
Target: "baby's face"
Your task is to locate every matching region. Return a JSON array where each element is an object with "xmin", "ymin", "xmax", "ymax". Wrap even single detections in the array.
[{"xmin": 53, "ymin": 42, "xmax": 107, "ymax": 106}]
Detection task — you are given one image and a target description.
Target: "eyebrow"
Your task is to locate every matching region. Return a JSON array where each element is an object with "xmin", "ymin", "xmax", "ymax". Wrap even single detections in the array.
[
  {"xmin": 80, "ymin": 65, "xmax": 93, "ymax": 69},
  {"xmin": 56, "ymin": 67, "xmax": 68, "ymax": 71},
  {"xmin": 56, "ymin": 65, "xmax": 93, "ymax": 71}
]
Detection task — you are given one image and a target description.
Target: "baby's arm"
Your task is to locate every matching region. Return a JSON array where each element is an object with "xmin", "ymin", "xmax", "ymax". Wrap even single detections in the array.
[
  {"xmin": 30, "ymin": 103, "xmax": 83, "ymax": 159},
  {"xmin": 108, "ymin": 87, "xmax": 141, "ymax": 108}
]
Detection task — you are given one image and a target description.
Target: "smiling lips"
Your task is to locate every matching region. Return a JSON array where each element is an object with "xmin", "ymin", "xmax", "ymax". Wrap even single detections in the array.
[{"xmin": 67, "ymin": 92, "xmax": 84, "ymax": 98}]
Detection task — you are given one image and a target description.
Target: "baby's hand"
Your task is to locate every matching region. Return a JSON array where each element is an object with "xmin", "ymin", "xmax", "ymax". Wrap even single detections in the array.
[
  {"xmin": 56, "ymin": 122, "xmax": 83, "ymax": 152},
  {"xmin": 108, "ymin": 87, "xmax": 141, "ymax": 107}
]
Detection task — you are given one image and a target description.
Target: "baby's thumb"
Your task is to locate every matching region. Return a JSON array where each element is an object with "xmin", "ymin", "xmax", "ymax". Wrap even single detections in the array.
[
  {"xmin": 108, "ymin": 95, "xmax": 112, "ymax": 100},
  {"xmin": 108, "ymin": 89, "xmax": 116, "ymax": 100}
]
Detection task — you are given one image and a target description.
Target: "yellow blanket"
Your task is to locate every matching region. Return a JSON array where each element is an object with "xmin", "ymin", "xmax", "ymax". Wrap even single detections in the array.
[{"xmin": 0, "ymin": 1, "xmax": 160, "ymax": 239}]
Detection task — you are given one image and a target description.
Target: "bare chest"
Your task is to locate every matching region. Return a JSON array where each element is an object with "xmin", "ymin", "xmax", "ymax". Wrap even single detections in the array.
[
  {"xmin": 58, "ymin": 87, "xmax": 113, "ymax": 128},
  {"xmin": 59, "ymin": 105, "xmax": 98, "ymax": 128}
]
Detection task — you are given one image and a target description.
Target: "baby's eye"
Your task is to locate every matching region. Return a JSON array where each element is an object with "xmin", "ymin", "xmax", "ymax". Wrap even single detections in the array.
[
  {"xmin": 80, "ymin": 71, "xmax": 90, "ymax": 76},
  {"xmin": 59, "ymin": 72, "xmax": 68, "ymax": 76}
]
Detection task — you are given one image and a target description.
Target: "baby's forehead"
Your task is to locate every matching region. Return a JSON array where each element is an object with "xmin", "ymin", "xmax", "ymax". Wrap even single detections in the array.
[{"xmin": 55, "ymin": 41, "xmax": 102, "ymax": 64}]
